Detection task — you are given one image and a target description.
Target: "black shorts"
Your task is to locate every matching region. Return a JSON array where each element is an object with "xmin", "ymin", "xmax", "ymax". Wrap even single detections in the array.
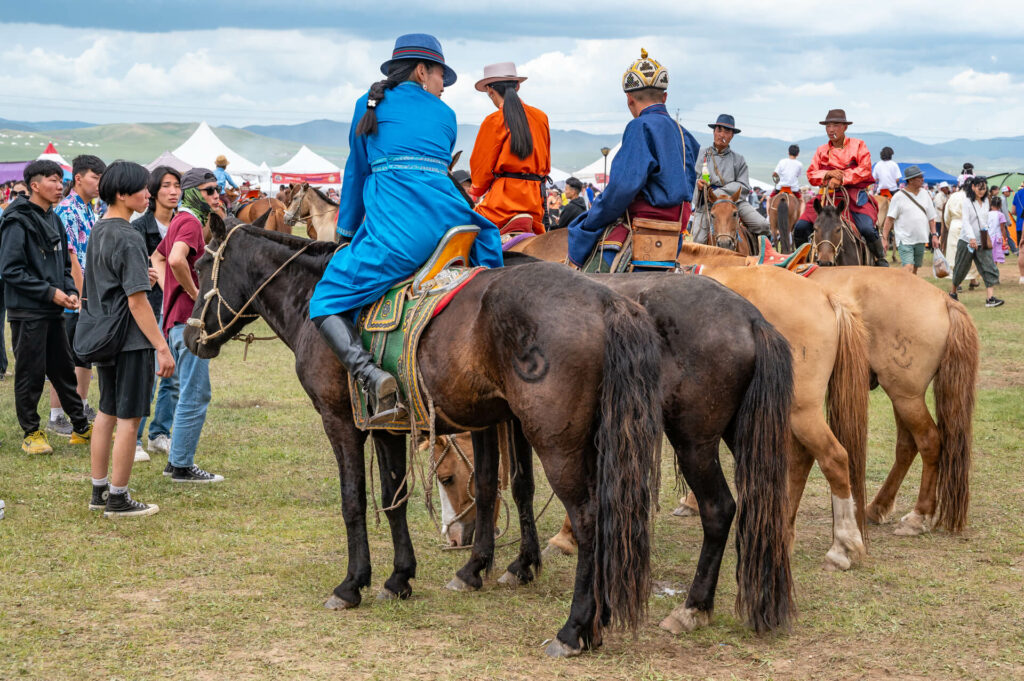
[
  {"xmin": 96, "ymin": 349, "xmax": 155, "ymax": 420},
  {"xmin": 63, "ymin": 313, "xmax": 91, "ymax": 369}
]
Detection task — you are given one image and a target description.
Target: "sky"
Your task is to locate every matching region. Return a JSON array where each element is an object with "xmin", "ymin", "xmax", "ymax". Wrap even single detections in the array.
[{"xmin": 2, "ymin": 1, "xmax": 1023, "ymax": 142}]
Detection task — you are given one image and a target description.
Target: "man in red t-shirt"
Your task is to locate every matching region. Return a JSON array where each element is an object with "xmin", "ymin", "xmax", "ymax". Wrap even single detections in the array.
[{"xmin": 150, "ymin": 168, "xmax": 225, "ymax": 484}]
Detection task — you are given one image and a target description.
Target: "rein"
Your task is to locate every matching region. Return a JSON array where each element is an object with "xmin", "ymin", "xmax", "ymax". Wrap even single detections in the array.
[
  {"xmin": 811, "ymin": 186, "xmax": 851, "ymax": 263},
  {"xmin": 186, "ymin": 226, "xmax": 314, "ymax": 343},
  {"xmin": 705, "ymin": 189, "xmax": 740, "ymax": 250}
]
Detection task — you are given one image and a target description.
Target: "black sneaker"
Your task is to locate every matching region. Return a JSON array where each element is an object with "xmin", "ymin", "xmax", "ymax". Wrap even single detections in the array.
[
  {"xmin": 89, "ymin": 483, "xmax": 109, "ymax": 511},
  {"xmin": 170, "ymin": 464, "xmax": 224, "ymax": 484},
  {"xmin": 46, "ymin": 413, "xmax": 73, "ymax": 437},
  {"xmin": 985, "ymin": 297, "xmax": 1005, "ymax": 308},
  {"xmin": 162, "ymin": 462, "xmax": 174, "ymax": 477},
  {"xmin": 949, "ymin": 291, "xmax": 959, "ymax": 301},
  {"xmin": 83, "ymin": 404, "xmax": 97, "ymax": 423},
  {"xmin": 103, "ymin": 491, "xmax": 159, "ymax": 518}
]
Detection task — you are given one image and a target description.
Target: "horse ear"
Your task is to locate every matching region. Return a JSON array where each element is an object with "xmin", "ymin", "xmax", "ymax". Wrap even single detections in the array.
[
  {"xmin": 251, "ymin": 208, "xmax": 272, "ymax": 230},
  {"xmin": 731, "ymin": 188, "xmax": 742, "ymax": 203},
  {"xmin": 813, "ymin": 197, "xmax": 822, "ymax": 214},
  {"xmin": 208, "ymin": 212, "xmax": 227, "ymax": 241},
  {"xmin": 450, "ymin": 150, "xmax": 462, "ymax": 171},
  {"xmin": 836, "ymin": 195, "xmax": 847, "ymax": 212}
]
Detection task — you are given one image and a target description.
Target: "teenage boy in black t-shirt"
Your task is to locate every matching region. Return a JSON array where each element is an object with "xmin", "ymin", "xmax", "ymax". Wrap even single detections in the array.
[{"xmin": 84, "ymin": 161, "xmax": 175, "ymax": 517}]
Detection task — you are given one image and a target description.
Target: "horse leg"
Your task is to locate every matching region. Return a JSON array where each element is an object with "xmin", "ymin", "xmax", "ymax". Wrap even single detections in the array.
[
  {"xmin": 499, "ymin": 419, "xmax": 543, "ymax": 587},
  {"xmin": 543, "ymin": 513, "xmax": 578, "ymax": 557},
  {"xmin": 321, "ymin": 412, "xmax": 373, "ymax": 610},
  {"xmin": 448, "ymin": 426, "xmax": 501, "ymax": 591},
  {"xmin": 786, "ymin": 435, "xmax": 815, "ymax": 548},
  {"xmin": 866, "ymin": 405, "xmax": 919, "ymax": 525},
  {"xmin": 660, "ymin": 438, "xmax": 731, "ymax": 635},
  {"xmin": 370, "ymin": 431, "xmax": 417, "ymax": 600},
  {"xmin": 547, "ymin": 495, "xmax": 598, "ymax": 657},
  {"xmin": 891, "ymin": 397, "xmax": 942, "ymax": 536},
  {"xmin": 791, "ymin": 411, "xmax": 866, "ymax": 570}
]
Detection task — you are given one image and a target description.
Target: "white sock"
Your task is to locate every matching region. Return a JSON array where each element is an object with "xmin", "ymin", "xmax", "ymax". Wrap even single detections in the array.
[
  {"xmin": 91, "ymin": 477, "xmax": 108, "ymax": 488},
  {"xmin": 50, "ymin": 408, "xmax": 64, "ymax": 420},
  {"xmin": 109, "ymin": 484, "xmax": 128, "ymax": 496}
]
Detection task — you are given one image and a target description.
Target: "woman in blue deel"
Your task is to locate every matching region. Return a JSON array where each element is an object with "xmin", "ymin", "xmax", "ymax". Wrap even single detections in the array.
[{"xmin": 310, "ymin": 33, "xmax": 503, "ymax": 425}]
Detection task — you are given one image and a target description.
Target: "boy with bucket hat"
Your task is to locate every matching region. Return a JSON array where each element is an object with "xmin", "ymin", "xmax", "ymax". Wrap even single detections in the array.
[
  {"xmin": 793, "ymin": 108, "xmax": 889, "ymax": 266},
  {"xmin": 690, "ymin": 114, "xmax": 770, "ymax": 245}
]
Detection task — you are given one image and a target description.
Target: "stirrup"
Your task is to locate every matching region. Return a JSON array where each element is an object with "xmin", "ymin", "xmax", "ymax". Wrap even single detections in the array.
[{"xmin": 365, "ymin": 390, "xmax": 409, "ymax": 426}]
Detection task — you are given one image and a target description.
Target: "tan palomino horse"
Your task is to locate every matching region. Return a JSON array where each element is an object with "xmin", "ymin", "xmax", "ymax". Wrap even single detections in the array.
[
  {"xmin": 768, "ymin": 190, "xmax": 801, "ymax": 253},
  {"xmin": 508, "ymin": 231, "xmax": 872, "ymax": 570},
  {"xmin": 676, "ymin": 242, "xmax": 979, "ymax": 535},
  {"xmin": 283, "ymin": 182, "xmax": 340, "ymax": 241}
]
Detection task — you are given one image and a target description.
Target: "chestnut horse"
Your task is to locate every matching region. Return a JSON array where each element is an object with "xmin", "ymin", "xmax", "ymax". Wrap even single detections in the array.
[
  {"xmin": 768, "ymin": 190, "xmax": 800, "ymax": 253},
  {"xmin": 509, "ymin": 230, "xmax": 872, "ymax": 570},
  {"xmin": 283, "ymin": 182, "xmax": 339, "ymax": 241},
  {"xmin": 677, "ymin": 242, "xmax": 979, "ymax": 535},
  {"xmin": 231, "ymin": 195, "xmax": 290, "ymax": 234},
  {"xmin": 697, "ymin": 188, "xmax": 758, "ymax": 255},
  {"xmin": 434, "ymin": 268, "xmax": 797, "ymax": 634},
  {"xmin": 185, "ymin": 219, "xmax": 663, "ymax": 658}
]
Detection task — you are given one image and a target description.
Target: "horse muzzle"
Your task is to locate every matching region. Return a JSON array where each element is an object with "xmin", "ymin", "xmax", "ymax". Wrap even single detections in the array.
[{"xmin": 715, "ymin": 235, "xmax": 738, "ymax": 251}]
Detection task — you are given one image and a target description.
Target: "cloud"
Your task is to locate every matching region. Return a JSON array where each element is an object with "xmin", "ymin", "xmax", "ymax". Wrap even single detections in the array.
[
  {"xmin": 948, "ymin": 69, "xmax": 1013, "ymax": 93},
  {"xmin": 791, "ymin": 82, "xmax": 839, "ymax": 97}
]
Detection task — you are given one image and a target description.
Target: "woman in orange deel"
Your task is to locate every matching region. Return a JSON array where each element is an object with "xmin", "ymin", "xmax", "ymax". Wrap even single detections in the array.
[{"xmin": 469, "ymin": 62, "xmax": 551, "ymax": 235}]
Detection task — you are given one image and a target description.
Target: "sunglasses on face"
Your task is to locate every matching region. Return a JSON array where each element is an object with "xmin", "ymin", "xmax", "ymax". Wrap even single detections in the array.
[
  {"xmin": 10, "ymin": 190, "xmax": 26, "ymax": 197},
  {"xmin": 201, "ymin": 186, "xmax": 219, "ymax": 196}
]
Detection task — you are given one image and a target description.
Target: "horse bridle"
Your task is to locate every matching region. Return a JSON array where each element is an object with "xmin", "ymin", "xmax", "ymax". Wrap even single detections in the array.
[
  {"xmin": 284, "ymin": 184, "xmax": 337, "ymax": 226},
  {"xmin": 705, "ymin": 189, "xmax": 741, "ymax": 251},
  {"xmin": 811, "ymin": 187, "xmax": 850, "ymax": 262},
  {"xmin": 431, "ymin": 436, "xmax": 478, "ymax": 534},
  {"xmin": 186, "ymin": 225, "xmax": 313, "ymax": 344}
]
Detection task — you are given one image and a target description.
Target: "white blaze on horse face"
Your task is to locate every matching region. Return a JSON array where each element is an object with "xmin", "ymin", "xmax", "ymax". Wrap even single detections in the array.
[{"xmin": 438, "ymin": 479, "xmax": 459, "ymax": 540}]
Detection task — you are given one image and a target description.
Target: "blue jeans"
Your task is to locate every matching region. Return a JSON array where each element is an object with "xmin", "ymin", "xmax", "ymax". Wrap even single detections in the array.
[
  {"xmin": 166, "ymin": 324, "xmax": 211, "ymax": 469},
  {"xmin": 136, "ymin": 354, "xmax": 180, "ymax": 444}
]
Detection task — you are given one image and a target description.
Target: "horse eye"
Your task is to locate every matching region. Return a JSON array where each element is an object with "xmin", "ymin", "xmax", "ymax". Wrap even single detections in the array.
[{"xmin": 438, "ymin": 475, "xmax": 454, "ymax": 486}]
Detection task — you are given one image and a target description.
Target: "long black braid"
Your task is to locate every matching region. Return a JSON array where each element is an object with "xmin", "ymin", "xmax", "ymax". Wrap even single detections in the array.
[
  {"xmin": 488, "ymin": 81, "xmax": 534, "ymax": 159},
  {"xmin": 355, "ymin": 59, "xmax": 431, "ymax": 136}
]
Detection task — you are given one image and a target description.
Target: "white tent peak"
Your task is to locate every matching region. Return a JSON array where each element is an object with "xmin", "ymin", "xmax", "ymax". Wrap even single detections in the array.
[
  {"xmin": 573, "ymin": 143, "xmax": 621, "ymax": 186},
  {"xmin": 274, "ymin": 145, "xmax": 341, "ymax": 174},
  {"xmin": 172, "ymin": 121, "xmax": 260, "ymax": 174}
]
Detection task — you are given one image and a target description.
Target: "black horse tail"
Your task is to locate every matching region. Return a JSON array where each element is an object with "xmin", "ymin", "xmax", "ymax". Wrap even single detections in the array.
[
  {"xmin": 732, "ymin": 317, "xmax": 796, "ymax": 633},
  {"xmin": 825, "ymin": 293, "xmax": 871, "ymax": 535},
  {"xmin": 594, "ymin": 296, "xmax": 662, "ymax": 635}
]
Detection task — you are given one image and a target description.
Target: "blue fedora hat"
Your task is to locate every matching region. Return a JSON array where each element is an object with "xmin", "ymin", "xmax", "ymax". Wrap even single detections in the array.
[
  {"xmin": 708, "ymin": 113, "xmax": 741, "ymax": 134},
  {"xmin": 380, "ymin": 33, "xmax": 457, "ymax": 87}
]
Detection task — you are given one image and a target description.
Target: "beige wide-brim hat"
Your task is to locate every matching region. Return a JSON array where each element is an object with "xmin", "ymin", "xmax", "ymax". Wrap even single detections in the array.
[
  {"xmin": 215, "ymin": 154, "xmax": 229, "ymax": 167},
  {"xmin": 475, "ymin": 62, "xmax": 527, "ymax": 92}
]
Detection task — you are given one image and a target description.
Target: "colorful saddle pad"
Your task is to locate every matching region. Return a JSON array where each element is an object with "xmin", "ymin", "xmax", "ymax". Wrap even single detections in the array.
[
  {"xmin": 582, "ymin": 222, "xmax": 633, "ymax": 273},
  {"xmin": 349, "ymin": 267, "xmax": 484, "ymax": 431}
]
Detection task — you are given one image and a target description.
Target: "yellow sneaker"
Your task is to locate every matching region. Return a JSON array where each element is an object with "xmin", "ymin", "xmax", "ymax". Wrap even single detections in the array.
[
  {"xmin": 22, "ymin": 430, "xmax": 53, "ymax": 455},
  {"xmin": 69, "ymin": 424, "xmax": 93, "ymax": 444}
]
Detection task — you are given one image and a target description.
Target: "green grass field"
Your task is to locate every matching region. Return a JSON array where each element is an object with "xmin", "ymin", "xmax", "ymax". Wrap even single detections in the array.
[{"xmin": 1, "ymin": 258, "xmax": 1022, "ymax": 680}]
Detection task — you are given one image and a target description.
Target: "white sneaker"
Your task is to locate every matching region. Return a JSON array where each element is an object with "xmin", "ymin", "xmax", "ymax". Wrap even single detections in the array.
[
  {"xmin": 1019, "ymin": 276, "xmax": 1024, "ymax": 285},
  {"xmin": 134, "ymin": 444, "xmax": 151, "ymax": 462},
  {"xmin": 148, "ymin": 434, "xmax": 171, "ymax": 455}
]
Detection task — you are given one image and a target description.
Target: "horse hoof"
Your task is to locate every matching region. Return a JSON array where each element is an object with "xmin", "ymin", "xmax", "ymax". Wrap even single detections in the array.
[
  {"xmin": 445, "ymin": 576, "xmax": 477, "ymax": 592},
  {"xmin": 866, "ymin": 503, "xmax": 894, "ymax": 525},
  {"xmin": 376, "ymin": 588, "xmax": 399, "ymax": 602},
  {"xmin": 544, "ymin": 637, "xmax": 582, "ymax": 658},
  {"xmin": 659, "ymin": 606, "xmax": 711, "ymax": 634},
  {"xmin": 497, "ymin": 571, "xmax": 521, "ymax": 588},
  {"xmin": 823, "ymin": 547, "xmax": 852, "ymax": 572},
  {"xmin": 893, "ymin": 510, "xmax": 932, "ymax": 536},
  {"xmin": 671, "ymin": 504, "xmax": 699, "ymax": 518},
  {"xmin": 324, "ymin": 594, "xmax": 358, "ymax": 610},
  {"xmin": 542, "ymin": 542, "xmax": 575, "ymax": 559}
]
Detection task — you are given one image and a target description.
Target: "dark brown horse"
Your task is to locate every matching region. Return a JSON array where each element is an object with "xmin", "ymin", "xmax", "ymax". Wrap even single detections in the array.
[
  {"xmin": 812, "ymin": 194, "xmax": 868, "ymax": 266},
  {"xmin": 436, "ymin": 261, "xmax": 798, "ymax": 635},
  {"xmin": 184, "ymin": 218, "xmax": 663, "ymax": 657}
]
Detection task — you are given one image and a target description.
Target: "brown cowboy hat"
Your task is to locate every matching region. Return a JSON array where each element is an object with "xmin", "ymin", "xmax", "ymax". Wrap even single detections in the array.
[{"xmin": 819, "ymin": 109, "xmax": 852, "ymax": 125}]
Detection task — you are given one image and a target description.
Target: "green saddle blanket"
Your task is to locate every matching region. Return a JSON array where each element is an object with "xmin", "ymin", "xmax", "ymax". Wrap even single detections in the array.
[
  {"xmin": 582, "ymin": 222, "xmax": 633, "ymax": 273},
  {"xmin": 348, "ymin": 266, "xmax": 483, "ymax": 431}
]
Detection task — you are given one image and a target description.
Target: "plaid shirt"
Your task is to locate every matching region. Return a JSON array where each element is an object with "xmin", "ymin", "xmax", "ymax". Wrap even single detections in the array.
[{"xmin": 54, "ymin": 190, "xmax": 97, "ymax": 273}]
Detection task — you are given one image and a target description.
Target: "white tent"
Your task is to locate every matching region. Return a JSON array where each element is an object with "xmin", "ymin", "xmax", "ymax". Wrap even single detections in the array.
[
  {"xmin": 574, "ymin": 143, "xmax": 621, "ymax": 187},
  {"xmin": 172, "ymin": 121, "xmax": 266, "ymax": 188},
  {"xmin": 548, "ymin": 167, "xmax": 570, "ymax": 184},
  {"xmin": 145, "ymin": 150, "xmax": 192, "ymax": 173},
  {"xmin": 749, "ymin": 177, "xmax": 773, "ymax": 192},
  {"xmin": 272, "ymin": 145, "xmax": 342, "ymax": 188}
]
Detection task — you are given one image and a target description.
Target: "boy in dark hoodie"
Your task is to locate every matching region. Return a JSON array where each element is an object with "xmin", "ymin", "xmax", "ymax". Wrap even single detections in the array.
[{"xmin": 0, "ymin": 160, "xmax": 93, "ymax": 454}]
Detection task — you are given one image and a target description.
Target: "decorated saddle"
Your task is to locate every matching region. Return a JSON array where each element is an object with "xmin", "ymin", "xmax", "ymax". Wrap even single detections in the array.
[
  {"xmin": 748, "ymin": 236, "xmax": 818, "ymax": 277},
  {"xmin": 350, "ymin": 225, "xmax": 484, "ymax": 431}
]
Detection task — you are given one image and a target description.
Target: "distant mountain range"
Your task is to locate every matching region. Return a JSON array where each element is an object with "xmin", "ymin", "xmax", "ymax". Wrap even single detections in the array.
[{"xmin": 1, "ymin": 116, "xmax": 1022, "ymax": 182}]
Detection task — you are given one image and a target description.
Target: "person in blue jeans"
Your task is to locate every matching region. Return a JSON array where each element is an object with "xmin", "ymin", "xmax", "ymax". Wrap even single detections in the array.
[
  {"xmin": 132, "ymin": 167, "xmax": 182, "ymax": 461},
  {"xmin": 150, "ymin": 167, "xmax": 224, "ymax": 483}
]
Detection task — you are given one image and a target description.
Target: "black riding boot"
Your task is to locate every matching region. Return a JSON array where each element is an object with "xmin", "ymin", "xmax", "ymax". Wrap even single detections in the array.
[
  {"xmin": 315, "ymin": 314, "xmax": 407, "ymax": 425},
  {"xmin": 867, "ymin": 239, "xmax": 890, "ymax": 267}
]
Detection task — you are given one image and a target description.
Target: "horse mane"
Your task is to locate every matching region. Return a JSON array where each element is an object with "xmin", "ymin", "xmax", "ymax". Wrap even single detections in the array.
[
  {"xmin": 238, "ymin": 224, "xmax": 340, "ymax": 258},
  {"xmin": 678, "ymin": 242, "xmax": 743, "ymax": 258},
  {"xmin": 310, "ymin": 185, "xmax": 339, "ymax": 206}
]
